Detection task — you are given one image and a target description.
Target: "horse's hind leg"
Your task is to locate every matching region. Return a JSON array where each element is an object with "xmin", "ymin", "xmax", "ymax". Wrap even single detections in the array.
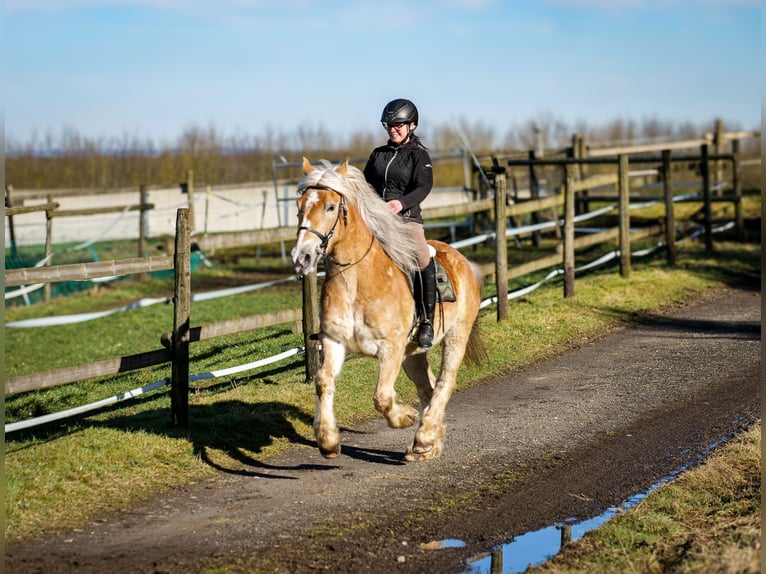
[
  {"xmin": 402, "ymin": 353, "xmax": 436, "ymax": 412},
  {"xmin": 374, "ymin": 345, "xmax": 419, "ymax": 429},
  {"xmin": 314, "ymin": 338, "xmax": 345, "ymax": 458},
  {"xmin": 405, "ymin": 331, "xmax": 469, "ymax": 462}
]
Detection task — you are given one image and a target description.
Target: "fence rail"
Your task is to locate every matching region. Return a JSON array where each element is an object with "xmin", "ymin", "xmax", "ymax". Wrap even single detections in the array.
[{"xmin": 5, "ymin": 128, "xmax": 759, "ymax": 432}]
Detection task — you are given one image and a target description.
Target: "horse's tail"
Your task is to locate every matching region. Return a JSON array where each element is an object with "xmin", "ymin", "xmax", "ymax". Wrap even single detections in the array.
[
  {"xmin": 463, "ymin": 320, "xmax": 487, "ymax": 367},
  {"xmin": 463, "ymin": 261, "xmax": 487, "ymax": 367}
]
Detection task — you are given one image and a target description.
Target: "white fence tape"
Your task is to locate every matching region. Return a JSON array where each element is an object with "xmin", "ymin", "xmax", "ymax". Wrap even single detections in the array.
[
  {"xmin": 5, "ymin": 297, "xmax": 169, "ymax": 328},
  {"xmin": 4, "ymin": 205, "xmax": 739, "ymax": 432},
  {"xmin": 5, "ymin": 347, "xmax": 304, "ymax": 434},
  {"xmin": 5, "ymin": 276, "xmax": 300, "ymax": 328}
]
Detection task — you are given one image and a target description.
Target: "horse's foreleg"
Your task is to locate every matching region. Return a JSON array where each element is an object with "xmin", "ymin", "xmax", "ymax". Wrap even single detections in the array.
[
  {"xmin": 314, "ymin": 338, "xmax": 345, "ymax": 458},
  {"xmin": 374, "ymin": 347, "xmax": 419, "ymax": 429}
]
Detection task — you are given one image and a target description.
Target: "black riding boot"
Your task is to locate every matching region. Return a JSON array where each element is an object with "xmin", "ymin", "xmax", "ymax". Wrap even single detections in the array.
[{"xmin": 417, "ymin": 259, "xmax": 437, "ymax": 349}]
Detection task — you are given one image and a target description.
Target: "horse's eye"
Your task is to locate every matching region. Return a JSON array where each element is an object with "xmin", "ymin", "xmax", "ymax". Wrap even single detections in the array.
[
  {"xmin": 326, "ymin": 204, "xmax": 336, "ymax": 213},
  {"xmin": 296, "ymin": 210, "xmax": 303, "ymax": 220}
]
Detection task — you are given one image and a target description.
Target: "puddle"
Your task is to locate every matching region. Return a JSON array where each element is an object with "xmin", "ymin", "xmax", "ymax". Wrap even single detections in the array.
[
  {"xmin": 463, "ymin": 419, "xmax": 753, "ymax": 574},
  {"xmin": 420, "ymin": 538, "xmax": 466, "ymax": 550}
]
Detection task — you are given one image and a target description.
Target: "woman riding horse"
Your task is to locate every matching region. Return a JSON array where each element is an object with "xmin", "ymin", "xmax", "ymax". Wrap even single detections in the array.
[{"xmin": 364, "ymin": 98, "xmax": 436, "ymax": 349}]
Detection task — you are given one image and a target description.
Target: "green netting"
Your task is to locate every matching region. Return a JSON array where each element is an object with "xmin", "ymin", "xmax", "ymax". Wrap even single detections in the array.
[{"xmin": 5, "ymin": 243, "xmax": 206, "ymax": 307}]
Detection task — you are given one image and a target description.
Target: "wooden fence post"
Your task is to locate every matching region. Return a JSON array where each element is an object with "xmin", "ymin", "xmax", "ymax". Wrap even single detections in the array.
[
  {"xmin": 700, "ymin": 144, "xmax": 713, "ymax": 252},
  {"xmin": 44, "ymin": 194, "xmax": 54, "ymax": 302},
  {"xmin": 572, "ymin": 133, "xmax": 589, "ymax": 214},
  {"xmin": 661, "ymin": 150, "xmax": 676, "ymax": 266},
  {"xmin": 138, "ymin": 186, "xmax": 149, "ymax": 282},
  {"xmin": 494, "ymin": 169, "xmax": 508, "ymax": 321},
  {"xmin": 528, "ymin": 150, "xmax": 543, "ymax": 248},
  {"xmin": 138, "ymin": 185, "xmax": 148, "ymax": 258},
  {"xmin": 732, "ymin": 139, "xmax": 744, "ymax": 241},
  {"xmin": 171, "ymin": 208, "xmax": 191, "ymax": 427},
  {"xmin": 563, "ymin": 166, "xmax": 575, "ymax": 298},
  {"xmin": 6, "ymin": 184, "xmax": 18, "ymax": 258},
  {"xmin": 302, "ymin": 271, "xmax": 320, "ymax": 384},
  {"xmin": 618, "ymin": 155, "xmax": 631, "ymax": 278},
  {"xmin": 186, "ymin": 169, "xmax": 196, "ymax": 233},
  {"xmin": 713, "ymin": 119, "xmax": 724, "ymax": 197}
]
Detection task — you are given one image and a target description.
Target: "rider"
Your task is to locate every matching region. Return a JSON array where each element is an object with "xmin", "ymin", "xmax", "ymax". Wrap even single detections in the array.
[{"xmin": 363, "ymin": 98, "xmax": 436, "ymax": 349}]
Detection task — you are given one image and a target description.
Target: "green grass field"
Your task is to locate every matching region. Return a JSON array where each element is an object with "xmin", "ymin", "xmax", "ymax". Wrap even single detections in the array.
[{"xmin": 4, "ymin": 209, "xmax": 761, "ymax": 574}]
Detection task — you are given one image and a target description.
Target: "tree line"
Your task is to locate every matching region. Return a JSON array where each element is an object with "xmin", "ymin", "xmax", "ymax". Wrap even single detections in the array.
[{"xmin": 5, "ymin": 115, "xmax": 752, "ymax": 190}]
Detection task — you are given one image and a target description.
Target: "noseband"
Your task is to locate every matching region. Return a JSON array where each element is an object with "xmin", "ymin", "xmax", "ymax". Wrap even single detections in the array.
[{"xmin": 297, "ymin": 186, "xmax": 348, "ymax": 258}]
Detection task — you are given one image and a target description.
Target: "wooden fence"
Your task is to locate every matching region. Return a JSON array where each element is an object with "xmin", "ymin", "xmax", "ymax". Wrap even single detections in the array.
[{"xmin": 5, "ymin": 130, "xmax": 758, "ymax": 428}]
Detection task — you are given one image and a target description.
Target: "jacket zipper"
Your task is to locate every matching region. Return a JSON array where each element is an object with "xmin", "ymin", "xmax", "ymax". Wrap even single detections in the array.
[{"xmin": 382, "ymin": 148, "xmax": 398, "ymax": 201}]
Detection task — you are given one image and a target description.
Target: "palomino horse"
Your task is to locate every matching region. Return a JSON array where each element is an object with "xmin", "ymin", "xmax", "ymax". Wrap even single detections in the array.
[{"xmin": 291, "ymin": 158, "xmax": 484, "ymax": 461}]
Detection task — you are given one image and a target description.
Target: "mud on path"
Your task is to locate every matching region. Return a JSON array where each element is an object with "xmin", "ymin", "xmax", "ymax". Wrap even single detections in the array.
[{"xmin": 6, "ymin": 285, "xmax": 761, "ymax": 574}]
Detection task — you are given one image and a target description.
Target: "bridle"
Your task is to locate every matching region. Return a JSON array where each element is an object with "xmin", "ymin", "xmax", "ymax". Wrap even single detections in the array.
[
  {"xmin": 296, "ymin": 185, "xmax": 373, "ymax": 272},
  {"xmin": 297, "ymin": 185, "xmax": 348, "ymax": 257}
]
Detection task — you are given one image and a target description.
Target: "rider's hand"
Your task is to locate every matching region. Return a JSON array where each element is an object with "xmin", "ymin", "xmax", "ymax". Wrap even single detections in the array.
[{"xmin": 387, "ymin": 200, "xmax": 403, "ymax": 214}]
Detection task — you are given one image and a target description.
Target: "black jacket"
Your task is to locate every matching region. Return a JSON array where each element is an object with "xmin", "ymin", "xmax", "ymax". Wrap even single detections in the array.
[{"xmin": 363, "ymin": 139, "xmax": 433, "ymax": 223}]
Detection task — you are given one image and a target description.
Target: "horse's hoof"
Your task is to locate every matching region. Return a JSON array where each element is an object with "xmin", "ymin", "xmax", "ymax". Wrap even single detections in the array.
[
  {"xmin": 404, "ymin": 443, "xmax": 434, "ymax": 462},
  {"xmin": 319, "ymin": 445, "xmax": 341, "ymax": 459}
]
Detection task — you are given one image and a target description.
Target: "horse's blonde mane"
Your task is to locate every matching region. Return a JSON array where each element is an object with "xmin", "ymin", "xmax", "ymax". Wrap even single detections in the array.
[{"xmin": 298, "ymin": 160, "xmax": 420, "ymax": 273}]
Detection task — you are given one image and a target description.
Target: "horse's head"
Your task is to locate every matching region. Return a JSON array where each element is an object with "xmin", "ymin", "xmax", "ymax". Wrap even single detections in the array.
[{"xmin": 291, "ymin": 158, "xmax": 349, "ymax": 275}]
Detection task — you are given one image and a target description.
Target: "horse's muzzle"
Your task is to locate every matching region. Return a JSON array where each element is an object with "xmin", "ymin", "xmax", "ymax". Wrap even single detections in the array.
[{"xmin": 291, "ymin": 244, "xmax": 319, "ymax": 276}]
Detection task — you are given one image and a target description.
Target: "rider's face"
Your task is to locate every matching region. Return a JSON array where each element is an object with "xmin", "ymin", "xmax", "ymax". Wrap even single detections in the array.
[{"xmin": 385, "ymin": 122, "xmax": 414, "ymax": 144}]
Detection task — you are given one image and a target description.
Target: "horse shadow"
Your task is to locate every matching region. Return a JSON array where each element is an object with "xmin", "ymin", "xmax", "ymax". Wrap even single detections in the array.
[{"xmin": 7, "ymin": 394, "xmax": 406, "ymax": 478}]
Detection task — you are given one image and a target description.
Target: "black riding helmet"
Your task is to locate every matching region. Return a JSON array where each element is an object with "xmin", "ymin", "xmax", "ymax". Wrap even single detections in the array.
[{"xmin": 380, "ymin": 98, "xmax": 418, "ymax": 128}]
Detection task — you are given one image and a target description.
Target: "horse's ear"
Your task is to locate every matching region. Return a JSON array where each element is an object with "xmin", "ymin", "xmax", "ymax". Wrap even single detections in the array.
[
  {"xmin": 336, "ymin": 159, "xmax": 349, "ymax": 176},
  {"xmin": 302, "ymin": 157, "xmax": 314, "ymax": 175}
]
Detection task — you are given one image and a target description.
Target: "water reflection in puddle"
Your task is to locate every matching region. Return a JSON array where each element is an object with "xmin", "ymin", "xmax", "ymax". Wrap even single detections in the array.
[
  {"xmin": 464, "ymin": 503, "xmax": 639, "ymax": 574},
  {"xmin": 420, "ymin": 538, "xmax": 467, "ymax": 550},
  {"xmin": 464, "ymin": 420, "xmax": 752, "ymax": 574}
]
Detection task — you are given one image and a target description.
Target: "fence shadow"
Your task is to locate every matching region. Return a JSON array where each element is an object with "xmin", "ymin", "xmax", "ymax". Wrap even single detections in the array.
[{"xmin": 96, "ymin": 399, "xmax": 333, "ymax": 478}]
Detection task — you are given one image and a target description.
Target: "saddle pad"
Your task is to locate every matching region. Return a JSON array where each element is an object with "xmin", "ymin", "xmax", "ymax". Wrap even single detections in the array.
[{"xmin": 434, "ymin": 260, "xmax": 456, "ymax": 303}]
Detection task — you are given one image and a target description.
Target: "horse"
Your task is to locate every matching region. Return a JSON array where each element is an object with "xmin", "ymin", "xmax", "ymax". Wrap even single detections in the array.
[{"xmin": 291, "ymin": 158, "xmax": 484, "ymax": 461}]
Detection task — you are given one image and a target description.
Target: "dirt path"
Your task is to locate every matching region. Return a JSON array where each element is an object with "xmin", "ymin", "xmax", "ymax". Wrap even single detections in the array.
[{"xmin": 6, "ymin": 285, "xmax": 761, "ymax": 574}]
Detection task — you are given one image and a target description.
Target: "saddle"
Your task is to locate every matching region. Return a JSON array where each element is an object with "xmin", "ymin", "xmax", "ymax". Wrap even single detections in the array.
[
  {"xmin": 406, "ymin": 258, "xmax": 456, "ymax": 304},
  {"xmin": 433, "ymin": 260, "xmax": 456, "ymax": 303}
]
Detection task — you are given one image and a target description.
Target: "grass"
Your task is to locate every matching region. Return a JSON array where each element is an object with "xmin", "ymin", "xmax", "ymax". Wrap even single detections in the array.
[
  {"xmin": 4, "ymin": 238, "xmax": 761, "ymax": 544},
  {"xmin": 532, "ymin": 422, "xmax": 761, "ymax": 573}
]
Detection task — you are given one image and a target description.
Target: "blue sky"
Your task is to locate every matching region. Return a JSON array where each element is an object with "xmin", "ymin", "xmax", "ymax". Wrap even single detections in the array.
[{"xmin": 5, "ymin": 0, "xmax": 760, "ymax": 148}]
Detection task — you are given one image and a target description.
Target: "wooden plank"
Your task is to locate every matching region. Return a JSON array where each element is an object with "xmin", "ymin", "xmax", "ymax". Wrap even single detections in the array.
[
  {"xmin": 193, "ymin": 226, "xmax": 298, "ymax": 251},
  {"xmin": 478, "ymin": 252, "xmax": 566, "ymax": 283},
  {"xmin": 5, "ymin": 256, "xmax": 173, "ymax": 286},
  {"xmin": 556, "ymin": 228, "xmax": 619, "ymax": 252},
  {"xmin": 5, "ymin": 202, "xmax": 59, "ymax": 216},
  {"xmin": 53, "ymin": 204, "xmax": 153, "ymax": 217},
  {"xmin": 421, "ymin": 197, "xmax": 494, "ymax": 219},
  {"xmin": 630, "ymin": 224, "xmax": 664, "ymax": 241},
  {"xmin": 161, "ymin": 308, "xmax": 303, "ymax": 347},
  {"xmin": 9, "ymin": 184, "xmax": 168, "ymax": 200},
  {"xmin": 571, "ymin": 173, "xmax": 618, "ymax": 193},
  {"xmin": 5, "ymin": 348, "xmax": 171, "ymax": 395},
  {"xmin": 588, "ymin": 138, "xmax": 710, "ymax": 157},
  {"xmin": 507, "ymin": 193, "xmax": 562, "ymax": 217}
]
